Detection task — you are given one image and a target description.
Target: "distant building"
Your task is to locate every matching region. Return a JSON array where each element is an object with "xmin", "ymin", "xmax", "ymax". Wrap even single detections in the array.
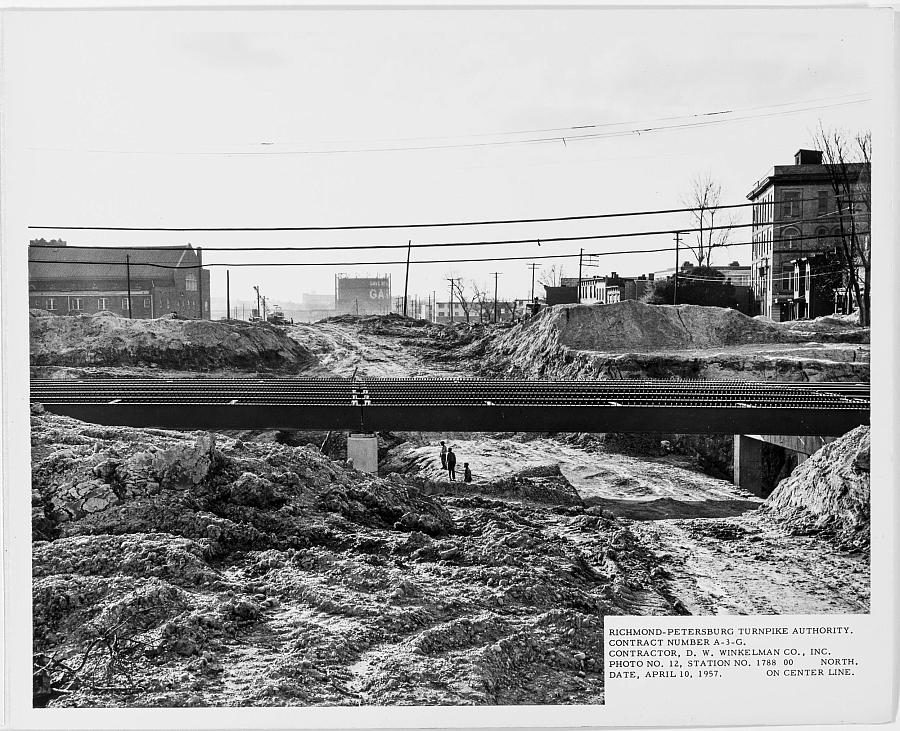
[
  {"xmin": 788, "ymin": 252, "xmax": 846, "ymax": 320},
  {"xmin": 653, "ymin": 261, "xmax": 751, "ymax": 287},
  {"xmin": 576, "ymin": 272, "xmax": 654, "ymax": 305},
  {"xmin": 746, "ymin": 148, "xmax": 869, "ymax": 321},
  {"xmin": 28, "ymin": 242, "xmax": 210, "ymax": 319},
  {"xmin": 543, "ymin": 285, "xmax": 579, "ymax": 306},
  {"xmin": 335, "ymin": 274, "xmax": 391, "ymax": 315}
]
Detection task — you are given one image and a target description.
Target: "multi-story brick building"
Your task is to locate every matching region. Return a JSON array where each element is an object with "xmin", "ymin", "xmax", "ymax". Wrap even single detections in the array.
[
  {"xmin": 28, "ymin": 242, "xmax": 210, "ymax": 319},
  {"xmin": 747, "ymin": 148, "xmax": 868, "ymax": 321}
]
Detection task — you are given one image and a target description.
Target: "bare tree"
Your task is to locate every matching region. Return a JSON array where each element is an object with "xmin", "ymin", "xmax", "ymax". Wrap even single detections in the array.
[
  {"xmin": 470, "ymin": 281, "xmax": 493, "ymax": 323},
  {"xmin": 451, "ymin": 280, "xmax": 474, "ymax": 324},
  {"xmin": 813, "ymin": 124, "xmax": 871, "ymax": 325},
  {"xmin": 681, "ymin": 173, "xmax": 737, "ymax": 267},
  {"xmin": 538, "ymin": 264, "xmax": 567, "ymax": 289}
]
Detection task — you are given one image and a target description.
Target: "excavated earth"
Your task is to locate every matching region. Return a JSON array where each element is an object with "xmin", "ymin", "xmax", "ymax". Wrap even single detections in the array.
[
  {"xmin": 468, "ymin": 301, "xmax": 869, "ymax": 382},
  {"xmin": 32, "ymin": 409, "xmax": 683, "ymax": 708},
  {"xmin": 30, "ymin": 306, "xmax": 871, "ymax": 708},
  {"xmin": 30, "ymin": 311, "xmax": 317, "ymax": 373}
]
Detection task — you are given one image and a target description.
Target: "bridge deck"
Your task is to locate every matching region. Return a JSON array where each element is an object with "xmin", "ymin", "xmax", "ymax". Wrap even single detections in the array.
[{"xmin": 30, "ymin": 378, "xmax": 869, "ymax": 436}]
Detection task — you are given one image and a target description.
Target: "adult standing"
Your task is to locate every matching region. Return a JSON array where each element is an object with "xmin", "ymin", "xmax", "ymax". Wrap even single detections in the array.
[
  {"xmin": 440, "ymin": 441, "xmax": 448, "ymax": 470},
  {"xmin": 446, "ymin": 447, "xmax": 457, "ymax": 481}
]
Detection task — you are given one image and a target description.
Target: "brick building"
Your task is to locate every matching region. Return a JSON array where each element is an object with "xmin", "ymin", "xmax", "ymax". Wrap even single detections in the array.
[
  {"xmin": 747, "ymin": 148, "xmax": 869, "ymax": 321},
  {"xmin": 28, "ymin": 242, "xmax": 210, "ymax": 319}
]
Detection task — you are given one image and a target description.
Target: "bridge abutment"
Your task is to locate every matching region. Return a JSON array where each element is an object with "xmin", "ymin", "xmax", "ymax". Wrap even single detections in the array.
[
  {"xmin": 347, "ymin": 433, "xmax": 379, "ymax": 474},
  {"xmin": 733, "ymin": 434, "xmax": 765, "ymax": 497},
  {"xmin": 733, "ymin": 434, "xmax": 836, "ymax": 497}
]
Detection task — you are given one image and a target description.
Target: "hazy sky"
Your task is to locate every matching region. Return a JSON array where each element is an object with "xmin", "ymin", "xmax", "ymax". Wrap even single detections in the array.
[{"xmin": 4, "ymin": 8, "xmax": 884, "ymax": 307}]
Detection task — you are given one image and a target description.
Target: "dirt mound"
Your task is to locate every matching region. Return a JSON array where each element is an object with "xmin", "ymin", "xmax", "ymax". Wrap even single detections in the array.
[
  {"xmin": 31, "ymin": 412, "xmax": 679, "ymax": 707},
  {"xmin": 759, "ymin": 426, "xmax": 869, "ymax": 550},
  {"xmin": 30, "ymin": 313, "xmax": 317, "ymax": 372},
  {"xmin": 471, "ymin": 301, "xmax": 869, "ymax": 381}
]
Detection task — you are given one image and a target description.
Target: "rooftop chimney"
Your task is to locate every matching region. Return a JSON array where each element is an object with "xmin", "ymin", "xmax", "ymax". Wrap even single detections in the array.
[{"xmin": 794, "ymin": 149, "xmax": 823, "ymax": 165}]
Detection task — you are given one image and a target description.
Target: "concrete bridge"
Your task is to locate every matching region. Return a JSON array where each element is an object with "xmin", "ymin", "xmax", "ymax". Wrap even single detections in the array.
[{"xmin": 30, "ymin": 377, "xmax": 868, "ymax": 496}]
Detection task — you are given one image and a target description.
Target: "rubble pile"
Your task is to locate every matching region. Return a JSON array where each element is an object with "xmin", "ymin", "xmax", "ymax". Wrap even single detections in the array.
[
  {"xmin": 470, "ymin": 301, "xmax": 869, "ymax": 381},
  {"xmin": 31, "ymin": 410, "xmax": 679, "ymax": 708},
  {"xmin": 760, "ymin": 426, "xmax": 870, "ymax": 551},
  {"xmin": 30, "ymin": 311, "xmax": 317, "ymax": 372}
]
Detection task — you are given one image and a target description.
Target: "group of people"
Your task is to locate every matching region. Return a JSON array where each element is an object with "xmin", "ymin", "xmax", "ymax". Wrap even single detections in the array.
[{"xmin": 439, "ymin": 441, "xmax": 472, "ymax": 483}]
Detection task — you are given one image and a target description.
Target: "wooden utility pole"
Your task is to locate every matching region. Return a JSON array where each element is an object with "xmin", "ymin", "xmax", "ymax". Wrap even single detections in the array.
[
  {"xmin": 491, "ymin": 272, "xmax": 500, "ymax": 323},
  {"xmin": 447, "ymin": 278, "xmax": 459, "ymax": 324},
  {"xmin": 226, "ymin": 270, "xmax": 230, "ymax": 321},
  {"xmin": 125, "ymin": 254, "xmax": 133, "ymax": 319},
  {"xmin": 578, "ymin": 249, "xmax": 583, "ymax": 304},
  {"xmin": 673, "ymin": 232, "xmax": 681, "ymax": 305},
  {"xmin": 403, "ymin": 239, "xmax": 412, "ymax": 317},
  {"xmin": 254, "ymin": 285, "xmax": 261, "ymax": 321},
  {"xmin": 528, "ymin": 263, "xmax": 539, "ymax": 301}
]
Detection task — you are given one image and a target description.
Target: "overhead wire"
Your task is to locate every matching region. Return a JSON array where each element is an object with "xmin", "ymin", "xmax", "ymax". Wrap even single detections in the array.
[
  {"xmin": 30, "ymin": 98, "xmax": 870, "ymax": 158},
  {"xmin": 30, "ymin": 231, "xmax": 854, "ymax": 269},
  {"xmin": 28, "ymin": 196, "xmax": 841, "ymax": 233}
]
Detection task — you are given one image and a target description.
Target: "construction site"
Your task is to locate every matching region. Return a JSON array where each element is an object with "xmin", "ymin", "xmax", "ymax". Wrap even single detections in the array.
[{"xmin": 29, "ymin": 301, "xmax": 871, "ymax": 708}]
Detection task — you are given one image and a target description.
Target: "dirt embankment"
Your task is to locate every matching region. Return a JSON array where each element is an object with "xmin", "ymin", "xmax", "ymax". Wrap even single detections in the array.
[
  {"xmin": 30, "ymin": 311, "xmax": 317, "ymax": 373},
  {"xmin": 469, "ymin": 301, "xmax": 869, "ymax": 382},
  {"xmin": 32, "ymin": 409, "xmax": 681, "ymax": 708},
  {"xmin": 760, "ymin": 426, "xmax": 870, "ymax": 550}
]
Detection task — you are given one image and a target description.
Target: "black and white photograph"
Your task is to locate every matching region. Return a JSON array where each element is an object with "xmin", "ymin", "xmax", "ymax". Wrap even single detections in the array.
[{"xmin": 1, "ymin": 4, "xmax": 890, "ymax": 719}]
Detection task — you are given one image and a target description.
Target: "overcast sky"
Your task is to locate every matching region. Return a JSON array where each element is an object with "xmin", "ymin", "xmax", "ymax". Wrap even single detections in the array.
[{"xmin": 5, "ymin": 8, "xmax": 884, "ymax": 308}]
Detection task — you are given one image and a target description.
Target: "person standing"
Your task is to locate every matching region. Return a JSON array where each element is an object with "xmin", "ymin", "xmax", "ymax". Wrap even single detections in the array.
[
  {"xmin": 463, "ymin": 463, "xmax": 472, "ymax": 483},
  {"xmin": 440, "ymin": 441, "xmax": 448, "ymax": 470},
  {"xmin": 446, "ymin": 447, "xmax": 457, "ymax": 481}
]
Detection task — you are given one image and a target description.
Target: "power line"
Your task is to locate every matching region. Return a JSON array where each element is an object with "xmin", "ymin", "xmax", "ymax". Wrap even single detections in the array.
[
  {"xmin": 28, "ymin": 200, "xmax": 764, "ymax": 232},
  {"xmin": 30, "ymin": 230, "xmax": 847, "ymax": 269},
  {"xmin": 29, "ymin": 196, "xmax": 850, "ymax": 234},
  {"xmin": 31, "ymin": 99, "xmax": 870, "ymax": 158},
  {"xmin": 186, "ymin": 92, "xmax": 872, "ymax": 148},
  {"xmin": 34, "ymin": 212, "xmax": 867, "ymax": 257}
]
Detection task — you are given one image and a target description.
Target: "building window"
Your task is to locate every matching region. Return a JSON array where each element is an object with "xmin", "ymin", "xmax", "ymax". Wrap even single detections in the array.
[
  {"xmin": 46, "ymin": 298, "xmax": 55, "ymax": 311},
  {"xmin": 185, "ymin": 273, "xmax": 198, "ymax": 291},
  {"xmin": 144, "ymin": 297, "xmax": 151, "ymax": 309},
  {"xmin": 122, "ymin": 297, "xmax": 130, "ymax": 310},
  {"xmin": 70, "ymin": 298, "xmax": 82, "ymax": 311},
  {"xmin": 782, "ymin": 191, "xmax": 801, "ymax": 218},
  {"xmin": 817, "ymin": 191, "xmax": 829, "ymax": 214},
  {"xmin": 98, "ymin": 298, "xmax": 108, "ymax": 311}
]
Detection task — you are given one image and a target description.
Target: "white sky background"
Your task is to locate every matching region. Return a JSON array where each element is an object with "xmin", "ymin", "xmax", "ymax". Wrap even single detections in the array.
[{"xmin": 6, "ymin": 8, "xmax": 878, "ymax": 309}]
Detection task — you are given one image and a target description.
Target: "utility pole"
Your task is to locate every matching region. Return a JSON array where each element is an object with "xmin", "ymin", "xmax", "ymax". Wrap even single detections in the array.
[
  {"xmin": 226, "ymin": 270, "xmax": 230, "ymax": 321},
  {"xmin": 527, "ymin": 263, "xmax": 539, "ymax": 301},
  {"xmin": 432, "ymin": 290, "xmax": 436, "ymax": 322},
  {"xmin": 578, "ymin": 249, "xmax": 583, "ymax": 304},
  {"xmin": 491, "ymin": 272, "xmax": 500, "ymax": 323},
  {"xmin": 262, "ymin": 296, "xmax": 267, "ymax": 321},
  {"xmin": 674, "ymin": 232, "xmax": 682, "ymax": 305},
  {"xmin": 447, "ymin": 278, "xmax": 459, "ymax": 324},
  {"xmin": 403, "ymin": 239, "xmax": 412, "ymax": 317},
  {"xmin": 125, "ymin": 254, "xmax": 133, "ymax": 319},
  {"xmin": 253, "ymin": 286, "xmax": 261, "ymax": 321}
]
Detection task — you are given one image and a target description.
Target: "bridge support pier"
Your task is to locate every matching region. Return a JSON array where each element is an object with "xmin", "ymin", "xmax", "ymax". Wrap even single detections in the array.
[
  {"xmin": 733, "ymin": 434, "xmax": 765, "ymax": 497},
  {"xmin": 733, "ymin": 434, "xmax": 836, "ymax": 498},
  {"xmin": 347, "ymin": 433, "xmax": 378, "ymax": 474}
]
